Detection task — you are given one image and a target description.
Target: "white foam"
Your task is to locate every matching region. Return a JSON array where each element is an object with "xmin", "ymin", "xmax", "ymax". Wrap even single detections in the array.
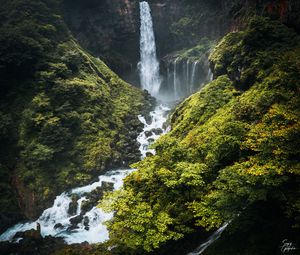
[{"xmin": 0, "ymin": 105, "xmax": 169, "ymax": 244}]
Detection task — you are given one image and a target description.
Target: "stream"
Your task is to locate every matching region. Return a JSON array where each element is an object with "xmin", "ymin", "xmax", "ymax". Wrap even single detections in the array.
[
  {"xmin": 0, "ymin": 1, "xmax": 222, "ymax": 253},
  {"xmin": 0, "ymin": 104, "xmax": 170, "ymax": 244}
]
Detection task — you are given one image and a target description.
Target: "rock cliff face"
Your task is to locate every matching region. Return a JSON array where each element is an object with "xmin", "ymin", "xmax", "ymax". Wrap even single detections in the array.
[
  {"xmin": 63, "ymin": 0, "xmax": 300, "ymax": 87},
  {"xmin": 13, "ymin": 176, "xmax": 40, "ymax": 220},
  {"xmin": 63, "ymin": 0, "xmax": 140, "ymax": 85}
]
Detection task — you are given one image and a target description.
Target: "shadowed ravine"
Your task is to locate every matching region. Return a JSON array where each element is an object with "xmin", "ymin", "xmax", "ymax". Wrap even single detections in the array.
[
  {"xmin": 1, "ymin": 1, "xmax": 299, "ymax": 254},
  {"xmin": 0, "ymin": 0, "xmax": 171, "ymax": 245}
]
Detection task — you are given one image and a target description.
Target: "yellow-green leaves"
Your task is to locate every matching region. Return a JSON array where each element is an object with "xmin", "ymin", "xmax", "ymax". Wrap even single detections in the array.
[
  {"xmin": 101, "ymin": 188, "xmax": 182, "ymax": 252},
  {"xmin": 99, "ymin": 17, "xmax": 300, "ymax": 253}
]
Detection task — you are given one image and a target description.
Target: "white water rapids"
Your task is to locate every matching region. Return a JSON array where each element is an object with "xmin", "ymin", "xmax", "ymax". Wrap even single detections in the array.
[{"xmin": 0, "ymin": 105, "xmax": 169, "ymax": 244}]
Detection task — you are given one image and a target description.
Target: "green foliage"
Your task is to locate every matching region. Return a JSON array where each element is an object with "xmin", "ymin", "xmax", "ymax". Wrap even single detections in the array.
[
  {"xmin": 171, "ymin": 17, "xmax": 194, "ymax": 37},
  {"xmin": 209, "ymin": 17, "xmax": 299, "ymax": 90},
  {"xmin": 170, "ymin": 1, "xmax": 218, "ymax": 44},
  {"xmin": 173, "ymin": 38, "xmax": 214, "ymax": 62},
  {"xmin": 0, "ymin": 0, "xmax": 149, "ymax": 219},
  {"xmin": 102, "ymin": 17, "xmax": 300, "ymax": 253},
  {"xmin": 101, "ymin": 189, "xmax": 183, "ymax": 252}
]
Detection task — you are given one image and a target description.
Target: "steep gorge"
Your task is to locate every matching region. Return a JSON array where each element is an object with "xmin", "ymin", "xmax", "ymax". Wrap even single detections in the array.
[
  {"xmin": 0, "ymin": 0, "xmax": 299, "ymax": 254},
  {"xmin": 62, "ymin": 0, "xmax": 300, "ymax": 86},
  {"xmin": 0, "ymin": 0, "xmax": 153, "ymax": 231},
  {"xmin": 101, "ymin": 16, "xmax": 300, "ymax": 255}
]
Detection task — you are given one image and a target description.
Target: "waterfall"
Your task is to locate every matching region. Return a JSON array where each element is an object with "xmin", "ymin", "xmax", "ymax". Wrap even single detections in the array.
[
  {"xmin": 207, "ymin": 68, "xmax": 213, "ymax": 82},
  {"xmin": 191, "ymin": 61, "xmax": 198, "ymax": 93},
  {"xmin": 167, "ymin": 63, "xmax": 171, "ymax": 91},
  {"xmin": 164, "ymin": 58, "xmax": 213, "ymax": 100},
  {"xmin": 173, "ymin": 58, "xmax": 179, "ymax": 99},
  {"xmin": 187, "ymin": 223, "xmax": 229, "ymax": 255},
  {"xmin": 186, "ymin": 60, "xmax": 190, "ymax": 93},
  {"xmin": 138, "ymin": 1, "xmax": 161, "ymax": 97}
]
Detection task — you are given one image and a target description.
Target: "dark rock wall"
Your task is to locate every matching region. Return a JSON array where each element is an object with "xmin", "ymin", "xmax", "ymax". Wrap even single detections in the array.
[
  {"xmin": 63, "ymin": 0, "xmax": 140, "ymax": 85},
  {"xmin": 62, "ymin": 0, "xmax": 227, "ymax": 85},
  {"xmin": 63, "ymin": 0, "xmax": 300, "ymax": 87}
]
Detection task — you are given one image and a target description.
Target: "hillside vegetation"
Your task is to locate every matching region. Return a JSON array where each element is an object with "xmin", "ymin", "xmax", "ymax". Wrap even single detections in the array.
[
  {"xmin": 0, "ymin": 0, "xmax": 151, "ymax": 228},
  {"xmin": 102, "ymin": 17, "xmax": 300, "ymax": 254}
]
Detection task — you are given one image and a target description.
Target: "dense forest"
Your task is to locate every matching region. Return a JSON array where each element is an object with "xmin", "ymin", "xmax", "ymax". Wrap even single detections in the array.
[
  {"xmin": 0, "ymin": 0, "xmax": 299, "ymax": 254},
  {"xmin": 0, "ymin": 0, "xmax": 153, "ymax": 224}
]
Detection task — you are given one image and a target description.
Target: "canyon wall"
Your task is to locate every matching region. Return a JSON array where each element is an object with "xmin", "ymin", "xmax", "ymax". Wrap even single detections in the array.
[{"xmin": 62, "ymin": 0, "xmax": 300, "ymax": 86}]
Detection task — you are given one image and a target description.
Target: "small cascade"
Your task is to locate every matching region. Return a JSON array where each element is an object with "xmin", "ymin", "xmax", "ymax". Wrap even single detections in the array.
[
  {"xmin": 138, "ymin": 1, "xmax": 161, "ymax": 97},
  {"xmin": 186, "ymin": 60, "xmax": 190, "ymax": 93},
  {"xmin": 137, "ymin": 105, "xmax": 170, "ymax": 158},
  {"xmin": 187, "ymin": 223, "xmax": 229, "ymax": 255},
  {"xmin": 76, "ymin": 197, "xmax": 87, "ymax": 215},
  {"xmin": 173, "ymin": 58, "xmax": 179, "ymax": 99},
  {"xmin": 162, "ymin": 50, "xmax": 216, "ymax": 101},
  {"xmin": 191, "ymin": 61, "xmax": 199, "ymax": 91},
  {"xmin": 207, "ymin": 68, "xmax": 213, "ymax": 82},
  {"xmin": 167, "ymin": 63, "xmax": 172, "ymax": 92},
  {"xmin": 167, "ymin": 58, "xmax": 199, "ymax": 100}
]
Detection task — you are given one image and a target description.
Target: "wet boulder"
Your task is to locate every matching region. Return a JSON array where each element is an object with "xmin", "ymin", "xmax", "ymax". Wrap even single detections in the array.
[
  {"xmin": 144, "ymin": 115, "xmax": 152, "ymax": 125},
  {"xmin": 145, "ymin": 130, "xmax": 152, "ymax": 137},
  {"xmin": 101, "ymin": 181, "xmax": 114, "ymax": 192},
  {"xmin": 83, "ymin": 216, "xmax": 90, "ymax": 230},
  {"xmin": 151, "ymin": 128, "xmax": 163, "ymax": 135},
  {"xmin": 81, "ymin": 187, "xmax": 104, "ymax": 215},
  {"xmin": 14, "ymin": 224, "xmax": 42, "ymax": 241},
  {"xmin": 54, "ymin": 223, "xmax": 64, "ymax": 230},
  {"xmin": 147, "ymin": 138, "xmax": 155, "ymax": 144},
  {"xmin": 146, "ymin": 152, "xmax": 154, "ymax": 157},
  {"xmin": 89, "ymin": 187, "xmax": 104, "ymax": 201},
  {"xmin": 80, "ymin": 200, "xmax": 94, "ymax": 216},
  {"xmin": 77, "ymin": 183, "xmax": 114, "ymax": 216},
  {"xmin": 69, "ymin": 215, "xmax": 83, "ymax": 228},
  {"xmin": 68, "ymin": 194, "xmax": 79, "ymax": 216}
]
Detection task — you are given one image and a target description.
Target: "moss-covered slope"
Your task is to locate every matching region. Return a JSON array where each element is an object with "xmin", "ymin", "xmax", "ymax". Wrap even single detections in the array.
[
  {"xmin": 102, "ymin": 17, "xmax": 300, "ymax": 254},
  {"xmin": 0, "ymin": 0, "xmax": 151, "ymax": 228}
]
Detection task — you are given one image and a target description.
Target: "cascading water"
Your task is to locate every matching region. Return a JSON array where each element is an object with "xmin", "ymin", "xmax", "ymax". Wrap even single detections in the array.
[
  {"xmin": 0, "ymin": 108, "xmax": 170, "ymax": 244},
  {"xmin": 169, "ymin": 58, "xmax": 199, "ymax": 100},
  {"xmin": 164, "ymin": 53, "xmax": 216, "ymax": 101},
  {"xmin": 0, "ymin": 170, "xmax": 132, "ymax": 244},
  {"xmin": 207, "ymin": 68, "xmax": 213, "ymax": 82},
  {"xmin": 191, "ymin": 61, "xmax": 199, "ymax": 91},
  {"xmin": 0, "ymin": 0, "xmax": 219, "ymax": 250},
  {"xmin": 187, "ymin": 223, "xmax": 229, "ymax": 255},
  {"xmin": 167, "ymin": 64, "xmax": 171, "ymax": 91},
  {"xmin": 138, "ymin": 105, "xmax": 170, "ymax": 158},
  {"xmin": 173, "ymin": 58, "xmax": 179, "ymax": 99},
  {"xmin": 186, "ymin": 60, "xmax": 190, "ymax": 93},
  {"xmin": 138, "ymin": 1, "xmax": 161, "ymax": 97}
]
